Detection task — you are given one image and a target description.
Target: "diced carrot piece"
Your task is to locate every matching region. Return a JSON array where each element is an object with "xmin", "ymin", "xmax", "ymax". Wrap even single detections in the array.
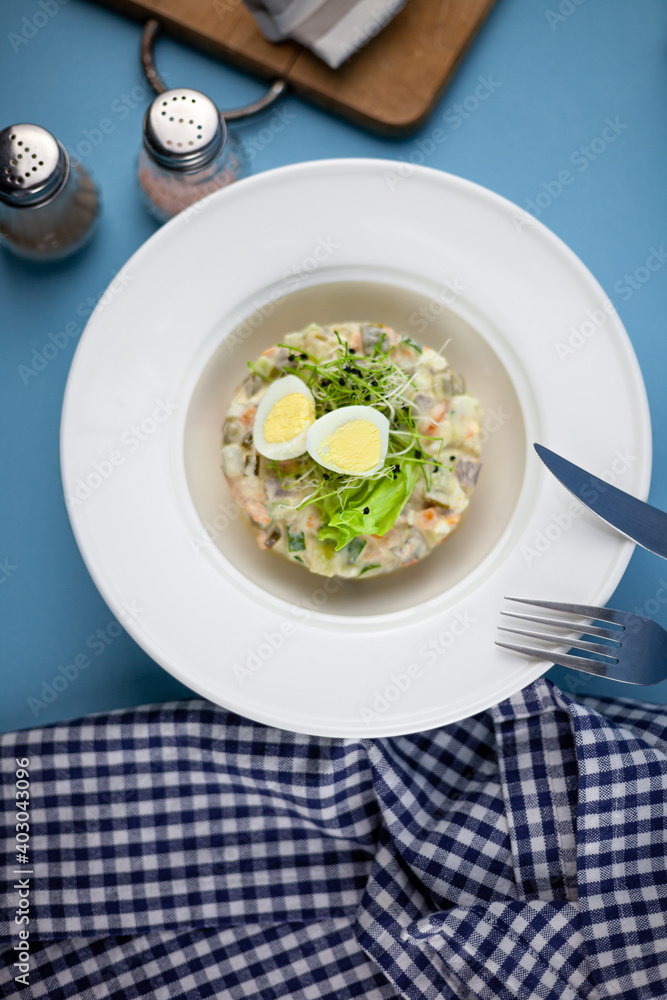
[
  {"xmin": 347, "ymin": 329, "xmax": 362, "ymax": 352},
  {"xmin": 414, "ymin": 507, "xmax": 440, "ymax": 530},
  {"xmin": 423, "ymin": 401, "xmax": 449, "ymax": 435},
  {"xmin": 240, "ymin": 405, "xmax": 257, "ymax": 430},
  {"xmin": 246, "ymin": 500, "xmax": 271, "ymax": 526}
]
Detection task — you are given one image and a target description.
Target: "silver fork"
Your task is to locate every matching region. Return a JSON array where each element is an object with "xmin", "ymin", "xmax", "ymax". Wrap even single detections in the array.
[{"xmin": 496, "ymin": 598, "xmax": 667, "ymax": 685}]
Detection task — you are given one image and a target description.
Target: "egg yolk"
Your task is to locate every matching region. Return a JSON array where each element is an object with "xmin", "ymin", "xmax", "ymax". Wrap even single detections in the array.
[
  {"xmin": 320, "ymin": 420, "xmax": 381, "ymax": 473},
  {"xmin": 264, "ymin": 393, "xmax": 315, "ymax": 443}
]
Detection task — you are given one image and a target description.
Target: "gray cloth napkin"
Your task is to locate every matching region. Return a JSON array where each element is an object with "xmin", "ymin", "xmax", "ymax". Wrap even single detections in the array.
[{"xmin": 243, "ymin": 0, "xmax": 406, "ymax": 68}]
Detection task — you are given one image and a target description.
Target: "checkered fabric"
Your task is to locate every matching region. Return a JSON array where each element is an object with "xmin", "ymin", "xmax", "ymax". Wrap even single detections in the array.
[{"xmin": 2, "ymin": 677, "xmax": 667, "ymax": 999}]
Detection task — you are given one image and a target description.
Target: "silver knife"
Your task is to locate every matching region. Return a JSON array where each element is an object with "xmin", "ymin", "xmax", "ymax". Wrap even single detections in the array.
[{"xmin": 534, "ymin": 443, "xmax": 667, "ymax": 560}]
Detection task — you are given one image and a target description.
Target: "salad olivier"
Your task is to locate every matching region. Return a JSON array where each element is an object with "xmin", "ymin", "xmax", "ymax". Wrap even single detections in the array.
[{"xmin": 221, "ymin": 322, "xmax": 483, "ymax": 579}]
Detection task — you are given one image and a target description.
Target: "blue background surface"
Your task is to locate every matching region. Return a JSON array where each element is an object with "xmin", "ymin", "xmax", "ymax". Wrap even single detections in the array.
[{"xmin": 1, "ymin": 0, "xmax": 666, "ymax": 734}]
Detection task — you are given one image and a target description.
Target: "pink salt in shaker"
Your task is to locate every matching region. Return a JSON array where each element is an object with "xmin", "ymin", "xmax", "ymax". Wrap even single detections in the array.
[{"xmin": 138, "ymin": 88, "xmax": 246, "ymax": 223}]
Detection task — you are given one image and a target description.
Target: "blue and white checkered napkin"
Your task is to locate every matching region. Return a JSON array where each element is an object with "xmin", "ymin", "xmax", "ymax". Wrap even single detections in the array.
[
  {"xmin": 2, "ymin": 677, "xmax": 667, "ymax": 999},
  {"xmin": 243, "ymin": 0, "xmax": 406, "ymax": 68}
]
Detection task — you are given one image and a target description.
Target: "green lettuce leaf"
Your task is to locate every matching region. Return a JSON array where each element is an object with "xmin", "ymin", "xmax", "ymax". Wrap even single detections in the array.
[{"xmin": 318, "ymin": 463, "xmax": 419, "ymax": 551}]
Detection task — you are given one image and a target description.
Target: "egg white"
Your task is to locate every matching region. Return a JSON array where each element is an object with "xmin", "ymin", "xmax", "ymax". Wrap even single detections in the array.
[
  {"xmin": 306, "ymin": 405, "xmax": 390, "ymax": 477},
  {"xmin": 253, "ymin": 376, "xmax": 316, "ymax": 460}
]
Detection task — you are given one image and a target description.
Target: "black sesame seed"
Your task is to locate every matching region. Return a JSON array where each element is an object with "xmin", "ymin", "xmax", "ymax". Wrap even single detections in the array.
[
  {"xmin": 300, "ymin": 353, "xmax": 308, "ymax": 359},
  {"xmin": 349, "ymin": 348, "xmax": 356, "ymax": 354},
  {"xmin": 363, "ymin": 506, "xmax": 370, "ymax": 515},
  {"xmin": 323, "ymin": 473, "xmax": 330, "ymax": 480},
  {"xmin": 321, "ymin": 379, "xmax": 330, "ymax": 387},
  {"xmin": 352, "ymin": 368, "xmax": 362, "ymax": 376},
  {"xmin": 338, "ymin": 378, "xmax": 345, "ymax": 386},
  {"xmin": 364, "ymin": 394, "xmax": 371, "ymax": 401},
  {"xmin": 393, "ymin": 464, "xmax": 400, "ymax": 472},
  {"xmin": 415, "ymin": 450, "xmax": 422, "ymax": 459},
  {"xmin": 288, "ymin": 353, "xmax": 295, "ymax": 361},
  {"xmin": 371, "ymin": 380, "xmax": 378, "ymax": 387},
  {"xmin": 450, "ymin": 455, "xmax": 456, "ymax": 461}
]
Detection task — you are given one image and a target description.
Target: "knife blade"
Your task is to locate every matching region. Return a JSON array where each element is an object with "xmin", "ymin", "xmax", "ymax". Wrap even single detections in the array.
[{"xmin": 534, "ymin": 443, "xmax": 667, "ymax": 560}]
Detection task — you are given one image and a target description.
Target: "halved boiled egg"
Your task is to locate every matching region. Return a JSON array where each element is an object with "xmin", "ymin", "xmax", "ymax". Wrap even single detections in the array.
[
  {"xmin": 253, "ymin": 375, "xmax": 316, "ymax": 460},
  {"xmin": 306, "ymin": 405, "xmax": 389, "ymax": 477}
]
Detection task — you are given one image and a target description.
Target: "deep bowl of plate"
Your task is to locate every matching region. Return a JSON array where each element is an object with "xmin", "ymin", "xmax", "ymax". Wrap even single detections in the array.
[{"xmin": 60, "ymin": 158, "xmax": 651, "ymax": 736}]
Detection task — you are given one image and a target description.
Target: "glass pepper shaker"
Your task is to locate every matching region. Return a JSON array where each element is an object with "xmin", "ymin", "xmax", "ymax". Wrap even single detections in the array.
[
  {"xmin": 138, "ymin": 88, "xmax": 246, "ymax": 223},
  {"xmin": 0, "ymin": 124, "xmax": 100, "ymax": 261}
]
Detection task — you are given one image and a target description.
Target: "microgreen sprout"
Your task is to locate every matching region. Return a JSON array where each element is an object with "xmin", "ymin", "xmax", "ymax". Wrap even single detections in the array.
[{"xmin": 259, "ymin": 332, "xmax": 451, "ymax": 512}]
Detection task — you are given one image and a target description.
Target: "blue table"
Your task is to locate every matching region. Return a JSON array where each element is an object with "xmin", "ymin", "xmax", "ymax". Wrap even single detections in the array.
[{"xmin": 2, "ymin": 0, "xmax": 666, "ymax": 734}]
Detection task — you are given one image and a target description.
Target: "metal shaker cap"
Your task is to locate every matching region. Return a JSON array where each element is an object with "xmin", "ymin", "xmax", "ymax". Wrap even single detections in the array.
[
  {"xmin": 143, "ymin": 89, "xmax": 226, "ymax": 172},
  {"xmin": 0, "ymin": 123, "xmax": 69, "ymax": 207}
]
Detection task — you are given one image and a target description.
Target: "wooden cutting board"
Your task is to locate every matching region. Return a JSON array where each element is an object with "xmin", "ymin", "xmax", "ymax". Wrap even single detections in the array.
[{"xmin": 93, "ymin": 0, "xmax": 498, "ymax": 135}]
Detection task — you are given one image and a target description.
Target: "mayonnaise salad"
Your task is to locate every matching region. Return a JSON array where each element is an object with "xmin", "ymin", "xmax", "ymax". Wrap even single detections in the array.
[{"xmin": 221, "ymin": 322, "xmax": 483, "ymax": 579}]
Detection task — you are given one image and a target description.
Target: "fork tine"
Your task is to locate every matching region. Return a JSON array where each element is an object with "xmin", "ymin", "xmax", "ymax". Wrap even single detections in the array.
[
  {"xmin": 495, "ymin": 641, "xmax": 613, "ymax": 677},
  {"xmin": 500, "ymin": 610, "xmax": 621, "ymax": 639},
  {"xmin": 505, "ymin": 598, "xmax": 624, "ymax": 623},
  {"xmin": 498, "ymin": 626, "xmax": 619, "ymax": 660}
]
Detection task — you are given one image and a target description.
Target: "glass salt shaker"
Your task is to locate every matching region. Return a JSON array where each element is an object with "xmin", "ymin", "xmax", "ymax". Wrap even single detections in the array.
[
  {"xmin": 138, "ymin": 88, "xmax": 246, "ymax": 223},
  {"xmin": 0, "ymin": 124, "xmax": 100, "ymax": 261}
]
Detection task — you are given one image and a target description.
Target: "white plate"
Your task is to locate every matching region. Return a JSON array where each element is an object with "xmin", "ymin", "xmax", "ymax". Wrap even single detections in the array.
[{"xmin": 61, "ymin": 159, "xmax": 651, "ymax": 737}]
